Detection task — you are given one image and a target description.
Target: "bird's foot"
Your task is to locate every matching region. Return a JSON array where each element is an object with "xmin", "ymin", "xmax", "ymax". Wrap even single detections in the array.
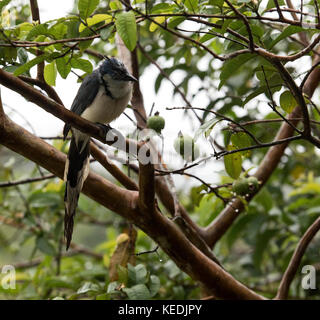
[{"xmin": 96, "ymin": 123, "xmax": 113, "ymax": 140}]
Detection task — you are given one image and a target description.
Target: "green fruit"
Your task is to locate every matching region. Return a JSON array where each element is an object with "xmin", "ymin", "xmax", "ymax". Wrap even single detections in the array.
[
  {"xmin": 147, "ymin": 115, "xmax": 165, "ymax": 133},
  {"xmin": 232, "ymin": 178, "xmax": 250, "ymax": 196},
  {"xmin": 174, "ymin": 134, "xmax": 200, "ymax": 162},
  {"xmin": 232, "ymin": 177, "xmax": 259, "ymax": 196},
  {"xmin": 247, "ymin": 176, "xmax": 259, "ymax": 192}
]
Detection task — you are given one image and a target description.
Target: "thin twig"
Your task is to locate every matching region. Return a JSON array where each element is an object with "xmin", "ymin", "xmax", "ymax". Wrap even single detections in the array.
[
  {"xmin": 225, "ymin": 0, "xmax": 254, "ymax": 51},
  {"xmin": 0, "ymin": 174, "xmax": 55, "ymax": 188},
  {"xmin": 274, "ymin": 0, "xmax": 284, "ymax": 20}
]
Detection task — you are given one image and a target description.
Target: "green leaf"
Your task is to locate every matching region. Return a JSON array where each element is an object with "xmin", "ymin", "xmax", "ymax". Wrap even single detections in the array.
[
  {"xmin": 56, "ymin": 56, "xmax": 71, "ymax": 79},
  {"xmin": 280, "ymin": 90, "xmax": 296, "ymax": 113},
  {"xmin": 243, "ymin": 82, "xmax": 282, "ymax": 106},
  {"xmin": 26, "ymin": 23, "xmax": 49, "ymax": 41},
  {"xmin": 151, "ymin": 3, "xmax": 175, "ymax": 13},
  {"xmin": 78, "ymin": 0, "xmax": 99, "ymax": 19},
  {"xmin": 110, "ymin": 0, "xmax": 122, "ymax": 10},
  {"xmin": 13, "ymin": 53, "xmax": 49, "ymax": 76},
  {"xmin": 190, "ymin": 185, "xmax": 208, "ymax": 207},
  {"xmin": 219, "ymin": 54, "xmax": 254, "ymax": 89},
  {"xmin": 231, "ymin": 132, "xmax": 252, "ymax": 157},
  {"xmin": 128, "ymin": 264, "xmax": 148, "ymax": 285},
  {"xmin": 184, "ymin": 0, "xmax": 198, "ymax": 12},
  {"xmin": 67, "ymin": 20, "xmax": 80, "ymax": 38},
  {"xmin": 123, "ymin": 284, "xmax": 151, "ymax": 300},
  {"xmin": 79, "ymin": 14, "xmax": 113, "ymax": 32},
  {"xmin": 17, "ymin": 48, "xmax": 29, "ymax": 64},
  {"xmin": 266, "ymin": 0, "xmax": 285, "ymax": 10},
  {"xmin": 44, "ymin": 61, "xmax": 57, "ymax": 86},
  {"xmin": 78, "ymin": 39, "xmax": 94, "ymax": 51},
  {"xmin": 100, "ymin": 26, "xmax": 112, "ymax": 41},
  {"xmin": 45, "ymin": 277, "xmax": 74, "ymax": 289},
  {"xmin": 224, "ymin": 144, "xmax": 242, "ymax": 179},
  {"xmin": 226, "ymin": 213, "xmax": 258, "ymax": 248},
  {"xmin": 269, "ymin": 25, "xmax": 304, "ymax": 49},
  {"xmin": 36, "ymin": 236, "xmax": 56, "ymax": 256},
  {"xmin": 148, "ymin": 275, "xmax": 160, "ymax": 297},
  {"xmin": 70, "ymin": 57, "xmax": 93, "ymax": 73},
  {"xmin": 49, "ymin": 23, "xmax": 68, "ymax": 40},
  {"xmin": 117, "ymin": 265, "xmax": 128, "ymax": 285},
  {"xmin": 209, "ymin": 0, "xmax": 224, "ymax": 7},
  {"xmin": 77, "ymin": 282, "xmax": 99, "ymax": 294},
  {"xmin": 107, "ymin": 281, "xmax": 120, "ymax": 294},
  {"xmin": 199, "ymin": 33, "xmax": 215, "ymax": 43},
  {"xmin": 149, "ymin": 17, "xmax": 166, "ymax": 32},
  {"xmin": 194, "ymin": 118, "xmax": 221, "ymax": 141},
  {"xmin": 253, "ymin": 229, "xmax": 278, "ymax": 269},
  {"xmin": 3, "ymin": 46, "xmax": 16, "ymax": 61},
  {"xmin": 168, "ymin": 17, "xmax": 186, "ymax": 29},
  {"xmin": 29, "ymin": 191, "xmax": 61, "ymax": 208},
  {"xmin": 254, "ymin": 188, "xmax": 274, "ymax": 212},
  {"xmin": 243, "ymin": 86, "xmax": 268, "ymax": 106},
  {"xmin": 115, "ymin": 11, "xmax": 137, "ymax": 51}
]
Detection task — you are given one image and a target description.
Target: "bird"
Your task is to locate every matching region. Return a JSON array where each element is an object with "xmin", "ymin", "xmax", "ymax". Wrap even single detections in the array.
[{"xmin": 62, "ymin": 57, "xmax": 137, "ymax": 250}]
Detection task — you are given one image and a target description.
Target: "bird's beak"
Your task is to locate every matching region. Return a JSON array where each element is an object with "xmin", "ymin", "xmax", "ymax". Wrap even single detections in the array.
[{"xmin": 125, "ymin": 74, "xmax": 138, "ymax": 82}]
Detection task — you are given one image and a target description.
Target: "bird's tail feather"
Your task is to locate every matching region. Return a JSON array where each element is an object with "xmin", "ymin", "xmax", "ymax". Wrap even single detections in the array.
[{"xmin": 64, "ymin": 136, "xmax": 90, "ymax": 250}]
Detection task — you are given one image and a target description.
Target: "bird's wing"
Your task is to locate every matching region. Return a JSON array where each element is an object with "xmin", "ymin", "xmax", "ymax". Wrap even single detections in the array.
[{"xmin": 63, "ymin": 70, "xmax": 101, "ymax": 139}]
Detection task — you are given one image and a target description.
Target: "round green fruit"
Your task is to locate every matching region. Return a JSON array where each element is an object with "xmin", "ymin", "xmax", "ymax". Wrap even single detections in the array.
[
  {"xmin": 147, "ymin": 115, "xmax": 165, "ymax": 133},
  {"xmin": 247, "ymin": 176, "xmax": 259, "ymax": 192},
  {"xmin": 174, "ymin": 134, "xmax": 200, "ymax": 162},
  {"xmin": 232, "ymin": 177, "xmax": 259, "ymax": 196},
  {"xmin": 232, "ymin": 178, "xmax": 250, "ymax": 196}
]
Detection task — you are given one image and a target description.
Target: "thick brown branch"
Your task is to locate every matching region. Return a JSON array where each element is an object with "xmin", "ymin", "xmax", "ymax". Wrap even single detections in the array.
[
  {"xmin": 0, "ymin": 88, "xmax": 4, "ymax": 119},
  {"xmin": 138, "ymin": 144, "xmax": 155, "ymax": 214},
  {"xmin": 0, "ymin": 114, "xmax": 264, "ymax": 299},
  {"xmin": 18, "ymin": 75, "xmax": 63, "ymax": 105}
]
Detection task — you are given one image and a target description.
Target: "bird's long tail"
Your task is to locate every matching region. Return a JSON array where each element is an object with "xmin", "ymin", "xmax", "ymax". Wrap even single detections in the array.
[{"xmin": 64, "ymin": 135, "xmax": 90, "ymax": 250}]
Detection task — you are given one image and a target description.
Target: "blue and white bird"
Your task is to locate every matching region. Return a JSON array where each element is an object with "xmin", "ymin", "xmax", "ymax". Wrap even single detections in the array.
[{"xmin": 63, "ymin": 57, "xmax": 137, "ymax": 249}]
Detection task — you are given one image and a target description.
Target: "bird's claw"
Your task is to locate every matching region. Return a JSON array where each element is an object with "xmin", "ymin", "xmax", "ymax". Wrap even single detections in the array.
[{"xmin": 96, "ymin": 123, "xmax": 113, "ymax": 139}]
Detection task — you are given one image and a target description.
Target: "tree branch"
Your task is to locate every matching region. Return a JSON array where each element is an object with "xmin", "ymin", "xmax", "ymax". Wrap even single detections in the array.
[
  {"xmin": 0, "ymin": 174, "xmax": 55, "ymax": 188},
  {"xmin": 138, "ymin": 143, "xmax": 155, "ymax": 214},
  {"xmin": 0, "ymin": 115, "xmax": 139, "ymax": 220},
  {"xmin": 204, "ymin": 53, "xmax": 320, "ymax": 247},
  {"xmin": 0, "ymin": 114, "xmax": 264, "ymax": 299},
  {"xmin": 275, "ymin": 216, "xmax": 320, "ymax": 299}
]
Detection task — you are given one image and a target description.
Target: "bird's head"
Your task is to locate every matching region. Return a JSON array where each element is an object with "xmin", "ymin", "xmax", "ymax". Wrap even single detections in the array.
[{"xmin": 99, "ymin": 57, "xmax": 137, "ymax": 82}]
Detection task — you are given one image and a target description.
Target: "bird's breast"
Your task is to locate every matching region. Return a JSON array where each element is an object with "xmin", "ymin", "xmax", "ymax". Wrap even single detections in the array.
[{"xmin": 80, "ymin": 85, "xmax": 132, "ymax": 124}]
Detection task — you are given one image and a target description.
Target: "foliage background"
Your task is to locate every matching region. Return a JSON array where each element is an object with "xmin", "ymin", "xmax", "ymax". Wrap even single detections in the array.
[{"xmin": 0, "ymin": 0, "xmax": 320, "ymax": 300}]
